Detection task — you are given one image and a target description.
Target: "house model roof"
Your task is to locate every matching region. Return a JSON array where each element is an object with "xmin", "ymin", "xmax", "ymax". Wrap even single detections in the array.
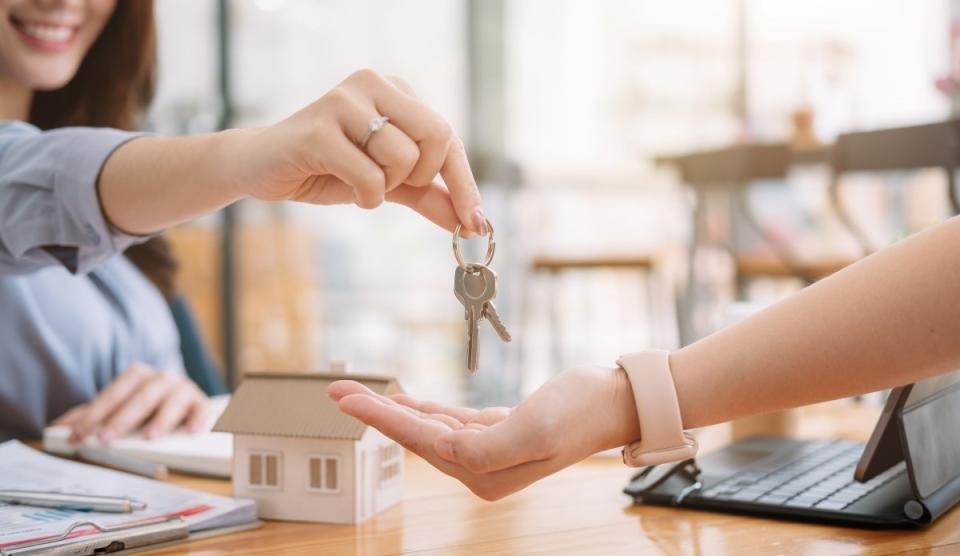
[{"xmin": 213, "ymin": 372, "xmax": 400, "ymax": 440}]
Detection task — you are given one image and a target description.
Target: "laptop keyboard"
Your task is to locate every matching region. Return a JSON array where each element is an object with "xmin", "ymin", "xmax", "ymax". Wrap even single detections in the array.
[{"xmin": 699, "ymin": 440, "xmax": 907, "ymax": 512}]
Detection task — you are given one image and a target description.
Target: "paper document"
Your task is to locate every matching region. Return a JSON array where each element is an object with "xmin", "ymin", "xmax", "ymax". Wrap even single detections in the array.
[
  {"xmin": 44, "ymin": 395, "xmax": 233, "ymax": 478},
  {"xmin": 0, "ymin": 441, "xmax": 256, "ymax": 550}
]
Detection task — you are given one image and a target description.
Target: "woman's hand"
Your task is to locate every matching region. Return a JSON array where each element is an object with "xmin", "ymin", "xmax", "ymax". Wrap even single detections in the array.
[
  {"xmin": 328, "ymin": 366, "xmax": 641, "ymax": 501},
  {"xmin": 225, "ymin": 69, "xmax": 485, "ymax": 235},
  {"xmin": 100, "ymin": 69, "xmax": 485, "ymax": 236},
  {"xmin": 52, "ymin": 363, "xmax": 209, "ymax": 443}
]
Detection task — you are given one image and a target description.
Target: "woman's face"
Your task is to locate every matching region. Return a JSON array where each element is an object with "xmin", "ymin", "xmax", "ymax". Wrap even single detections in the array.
[{"xmin": 0, "ymin": 0, "xmax": 115, "ymax": 91}]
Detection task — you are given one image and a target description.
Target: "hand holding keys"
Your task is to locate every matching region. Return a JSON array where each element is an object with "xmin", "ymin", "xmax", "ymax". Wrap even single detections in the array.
[{"xmin": 452, "ymin": 220, "xmax": 512, "ymax": 373}]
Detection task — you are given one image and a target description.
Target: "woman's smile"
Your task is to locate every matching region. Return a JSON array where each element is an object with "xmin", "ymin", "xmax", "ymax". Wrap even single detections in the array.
[{"xmin": 9, "ymin": 15, "xmax": 79, "ymax": 53}]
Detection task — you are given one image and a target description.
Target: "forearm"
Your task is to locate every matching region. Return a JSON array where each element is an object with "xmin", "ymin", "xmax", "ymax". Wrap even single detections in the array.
[
  {"xmin": 98, "ymin": 129, "xmax": 250, "ymax": 234},
  {"xmin": 671, "ymin": 216, "xmax": 960, "ymax": 429}
]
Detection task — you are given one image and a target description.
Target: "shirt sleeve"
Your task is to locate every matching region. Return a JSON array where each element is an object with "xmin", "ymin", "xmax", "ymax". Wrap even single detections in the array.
[{"xmin": 0, "ymin": 121, "xmax": 151, "ymax": 276}]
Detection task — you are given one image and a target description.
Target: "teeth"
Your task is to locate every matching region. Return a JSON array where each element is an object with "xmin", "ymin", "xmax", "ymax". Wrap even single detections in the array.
[{"xmin": 20, "ymin": 23, "xmax": 74, "ymax": 42}]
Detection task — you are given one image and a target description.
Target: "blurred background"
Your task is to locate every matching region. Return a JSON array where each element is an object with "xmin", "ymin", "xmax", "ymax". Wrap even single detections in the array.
[{"xmin": 150, "ymin": 0, "xmax": 960, "ymax": 418}]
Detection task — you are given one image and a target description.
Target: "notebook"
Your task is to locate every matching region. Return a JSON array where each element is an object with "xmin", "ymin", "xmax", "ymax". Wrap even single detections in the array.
[
  {"xmin": 0, "ymin": 441, "xmax": 258, "ymax": 553},
  {"xmin": 43, "ymin": 395, "xmax": 233, "ymax": 478}
]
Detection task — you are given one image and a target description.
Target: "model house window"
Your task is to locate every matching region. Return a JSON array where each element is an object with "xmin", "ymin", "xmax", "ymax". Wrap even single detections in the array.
[
  {"xmin": 307, "ymin": 455, "xmax": 340, "ymax": 493},
  {"xmin": 379, "ymin": 443, "xmax": 401, "ymax": 487},
  {"xmin": 249, "ymin": 451, "xmax": 281, "ymax": 489}
]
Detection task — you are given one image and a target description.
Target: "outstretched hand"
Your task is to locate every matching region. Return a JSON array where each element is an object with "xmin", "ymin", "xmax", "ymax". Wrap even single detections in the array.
[{"xmin": 328, "ymin": 367, "xmax": 640, "ymax": 501}]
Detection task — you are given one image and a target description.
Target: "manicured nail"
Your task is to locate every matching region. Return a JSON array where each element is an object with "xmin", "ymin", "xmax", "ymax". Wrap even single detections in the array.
[
  {"xmin": 435, "ymin": 438, "xmax": 455, "ymax": 461},
  {"xmin": 471, "ymin": 210, "xmax": 488, "ymax": 236}
]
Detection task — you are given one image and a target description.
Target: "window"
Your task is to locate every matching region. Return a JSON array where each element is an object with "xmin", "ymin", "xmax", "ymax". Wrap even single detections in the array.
[
  {"xmin": 307, "ymin": 455, "xmax": 341, "ymax": 494},
  {"xmin": 248, "ymin": 451, "xmax": 282, "ymax": 490},
  {"xmin": 379, "ymin": 443, "xmax": 401, "ymax": 487}
]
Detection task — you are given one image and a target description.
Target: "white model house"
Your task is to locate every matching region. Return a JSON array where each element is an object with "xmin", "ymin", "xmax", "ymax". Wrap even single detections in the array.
[{"xmin": 213, "ymin": 372, "xmax": 404, "ymax": 524}]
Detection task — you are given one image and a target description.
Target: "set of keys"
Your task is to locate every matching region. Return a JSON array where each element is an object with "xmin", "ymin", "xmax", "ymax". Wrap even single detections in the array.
[{"xmin": 452, "ymin": 220, "xmax": 511, "ymax": 373}]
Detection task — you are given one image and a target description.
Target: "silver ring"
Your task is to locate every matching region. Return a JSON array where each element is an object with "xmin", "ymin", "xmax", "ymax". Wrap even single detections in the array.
[
  {"xmin": 452, "ymin": 218, "xmax": 495, "ymax": 269},
  {"xmin": 358, "ymin": 115, "xmax": 389, "ymax": 150}
]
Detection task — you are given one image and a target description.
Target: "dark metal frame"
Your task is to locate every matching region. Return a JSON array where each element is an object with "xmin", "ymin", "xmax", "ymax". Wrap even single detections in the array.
[{"xmin": 216, "ymin": 0, "xmax": 238, "ymax": 389}]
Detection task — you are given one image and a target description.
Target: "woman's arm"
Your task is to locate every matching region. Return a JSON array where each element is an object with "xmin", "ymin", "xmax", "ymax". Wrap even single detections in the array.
[
  {"xmin": 0, "ymin": 70, "xmax": 482, "ymax": 277},
  {"xmin": 328, "ymin": 215, "xmax": 960, "ymax": 500},
  {"xmin": 673, "ymin": 214, "xmax": 960, "ymax": 428},
  {"xmin": 99, "ymin": 69, "xmax": 482, "ymax": 236}
]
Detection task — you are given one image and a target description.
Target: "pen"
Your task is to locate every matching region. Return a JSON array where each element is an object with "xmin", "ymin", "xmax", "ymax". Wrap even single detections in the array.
[{"xmin": 0, "ymin": 490, "xmax": 147, "ymax": 513}]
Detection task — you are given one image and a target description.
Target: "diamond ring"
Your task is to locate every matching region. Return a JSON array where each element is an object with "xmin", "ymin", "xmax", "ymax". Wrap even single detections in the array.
[{"xmin": 358, "ymin": 116, "xmax": 390, "ymax": 150}]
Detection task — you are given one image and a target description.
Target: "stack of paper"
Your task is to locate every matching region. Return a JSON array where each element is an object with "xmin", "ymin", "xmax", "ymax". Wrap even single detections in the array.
[{"xmin": 0, "ymin": 441, "xmax": 256, "ymax": 552}]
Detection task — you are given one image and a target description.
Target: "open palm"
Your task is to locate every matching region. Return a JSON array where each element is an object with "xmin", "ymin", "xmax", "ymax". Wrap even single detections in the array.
[{"xmin": 328, "ymin": 366, "xmax": 639, "ymax": 501}]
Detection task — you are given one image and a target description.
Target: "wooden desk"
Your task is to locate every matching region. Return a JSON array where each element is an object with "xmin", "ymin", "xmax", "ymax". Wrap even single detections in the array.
[{"xmin": 151, "ymin": 404, "xmax": 960, "ymax": 555}]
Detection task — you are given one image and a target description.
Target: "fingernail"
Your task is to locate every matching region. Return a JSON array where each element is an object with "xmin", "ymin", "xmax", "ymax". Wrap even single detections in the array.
[
  {"xmin": 99, "ymin": 429, "xmax": 114, "ymax": 443},
  {"xmin": 435, "ymin": 438, "xmax": 455, "ymax": 461},
  {"xmin": 471, "ymin": 210, "xmax": 488, "ymax": 236}
]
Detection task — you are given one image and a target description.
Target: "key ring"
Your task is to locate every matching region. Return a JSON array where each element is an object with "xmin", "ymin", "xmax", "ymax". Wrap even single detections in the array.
[{"xmin": 453, "ymin": 218, "xmax": 495, "ymax": 270}]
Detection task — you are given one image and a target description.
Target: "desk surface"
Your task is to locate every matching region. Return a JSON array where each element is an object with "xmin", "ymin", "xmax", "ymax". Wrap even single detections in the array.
[{"xmin": 151, "ymin": 403, "xmax": 960, "ymax": 555}]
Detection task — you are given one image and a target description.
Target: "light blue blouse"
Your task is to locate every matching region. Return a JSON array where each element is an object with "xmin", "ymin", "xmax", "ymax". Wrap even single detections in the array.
[{"xmin": 0, "ymin": 121, "xmax": 185, "ymax": 440}]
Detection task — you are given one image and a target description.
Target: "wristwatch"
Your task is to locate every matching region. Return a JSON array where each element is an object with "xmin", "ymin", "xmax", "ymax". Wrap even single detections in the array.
[{"xmin": 617, "ymin": 350, "xmax": 698, "ymax": 467}]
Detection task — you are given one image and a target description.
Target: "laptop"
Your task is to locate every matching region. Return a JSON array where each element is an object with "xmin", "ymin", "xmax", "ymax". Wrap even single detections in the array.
[{"xmin": 623, "ymin": 371, "xmax": 960, "ymax": 527}]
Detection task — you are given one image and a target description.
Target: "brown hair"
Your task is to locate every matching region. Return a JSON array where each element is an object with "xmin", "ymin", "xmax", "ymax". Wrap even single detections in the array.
[
  {"xmin": 30, "ymin": 1, "xmax": 157, "ymax": 130},
  {"xmin": 28, "ymin": 1, "xmax": 178, "ymax": 300}
]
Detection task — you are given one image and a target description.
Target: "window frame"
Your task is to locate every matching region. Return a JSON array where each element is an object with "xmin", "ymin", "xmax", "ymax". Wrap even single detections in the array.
[
  {"xmin": 248, "ymin": 450, "xmax": 283, "ymax": 491},
  {"xmin": 305, "ymin": 454, "xmax": 342, "ymax": 494},
  {"xmin": 378, "ymin": 443, "xmax": 402, "ymax": 488}
]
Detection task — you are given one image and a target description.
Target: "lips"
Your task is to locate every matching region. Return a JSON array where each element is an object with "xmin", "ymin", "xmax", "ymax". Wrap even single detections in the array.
[{"xmin": 9, "ymin": 15, "xmax": 79, "ymax": 53}]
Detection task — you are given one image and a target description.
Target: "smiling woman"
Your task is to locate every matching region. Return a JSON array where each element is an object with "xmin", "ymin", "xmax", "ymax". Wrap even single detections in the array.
[{"xmin": 0, "ymin": 0, "xmax": 484, "ymax": 442}]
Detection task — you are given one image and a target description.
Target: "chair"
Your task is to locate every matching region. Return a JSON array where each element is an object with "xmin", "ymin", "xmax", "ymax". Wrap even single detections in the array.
[{"xmin": 827, "ymin": 121, "xmax": 960, "ymax": 256}]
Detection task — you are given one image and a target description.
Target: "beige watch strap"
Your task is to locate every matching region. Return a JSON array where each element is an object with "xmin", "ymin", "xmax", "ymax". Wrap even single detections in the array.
[{"xmin": 618, "ymin": 350, "xmax": 697, "ymax": 467}]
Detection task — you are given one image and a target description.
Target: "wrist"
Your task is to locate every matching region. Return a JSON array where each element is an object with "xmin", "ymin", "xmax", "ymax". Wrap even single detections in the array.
[
  {"xmin": 212, "ymin": 127, "xmax": 261, "ymax": 201},
  {"xmin": 595, "ymin": 366, "xmax": 643, "ymax": 453}
]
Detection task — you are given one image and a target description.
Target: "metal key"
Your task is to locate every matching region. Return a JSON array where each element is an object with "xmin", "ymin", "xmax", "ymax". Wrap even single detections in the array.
[
  {"xmin": 454, "ymin": 264, "xmax": 496, "ymax": 373},
  {"xmin": 471, "ymin": 264, "xmax": 511, "ymax": 342},
  {"xmin": 451, "ymin": 219, "xmax": 511, "ymax": 374},
  {"xmin": 483, "ymin": 301, "xmax": 512, "ymax": 342}
]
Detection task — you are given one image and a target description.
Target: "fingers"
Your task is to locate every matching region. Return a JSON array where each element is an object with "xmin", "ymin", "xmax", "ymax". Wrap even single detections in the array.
[
  {"xmin": 433, "ymin": 415, "xmax": 547, "ymax": 475},
  {"xmin": 143, "ymin": 382, "xmax": 207, "ymax": 439},
  {"xmin": 341, "ymin": 70, "xmax": 484, "ymax": 234},
  {"xmin": 52, "ymin": 404, "xmax": 88, "ymax": 427},
  {"xmin": 100, "ymin": 373, "xmax": 181, "ymax": 441},
  {"xmin": 327, "ymin": 380, "xmax": 376, "ymax": 402},
  {"xmin": 329, "ymin": 381, "xmax": 465, "ymax": 429},
  {"xmin": 347, "ymin": 71, "xmax": 452, "ymax": 187},
  {"xmin": 338, "ymin": 110, "xmax": 419, "ymax": 193},
  {"xmin": 386, "ymin": 182, "xmax": 463, "ymax": 234},
  {"xmin": 184, "ymin": 398, "xmax": 212, "ymax": 432},
  {"xmin": 313, "ymin": 129, "xmax": 387, "ymax": 209},
  {"xmin": 440, "ymin": 137, "xmax": 486, "ymax": 235},
  {"xmin": 70, "ymin": 364, "xmax": 208, "ymax": 442},
  {"xmin": 389, "ymin": 393, "xmax": 481, "ymax": 423},
  {"xmin": 70, "ymin": 364, "xmax": 153, "ymax": 441},
  {"xmin": 467, "ymin": 407, "xmax": 512, "ymax": 427},
  {"xmin": 338, "ymin": 393, "xmax": 450, "ymax": 457}
]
